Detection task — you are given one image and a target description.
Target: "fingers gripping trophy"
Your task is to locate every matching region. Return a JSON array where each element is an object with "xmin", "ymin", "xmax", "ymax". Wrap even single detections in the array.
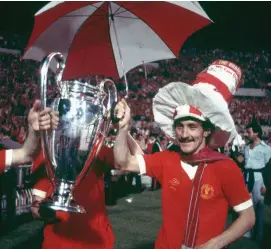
[{"xmin": 39, "ymin": 52, "xmax": 119, "ymax": 214}]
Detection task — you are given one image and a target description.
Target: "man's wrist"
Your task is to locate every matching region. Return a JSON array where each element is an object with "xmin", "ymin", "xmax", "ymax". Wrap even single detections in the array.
[
  {"xmin": 118, "ymin": 125, "xmax": 129, "ymax": 134},
  {"xmin": 28, "ymin": 126, "xmax": 40, "ymax": 137}
]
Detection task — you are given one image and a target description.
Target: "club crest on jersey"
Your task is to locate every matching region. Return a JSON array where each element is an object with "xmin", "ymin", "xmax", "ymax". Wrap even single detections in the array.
[{"xmin": 200, "ymin": 184, "xmax": 214, "ymax": 200}]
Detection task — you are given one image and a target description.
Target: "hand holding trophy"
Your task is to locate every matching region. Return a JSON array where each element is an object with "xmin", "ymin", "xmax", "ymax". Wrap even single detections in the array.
[{"xmin": 39, "ymin": 53, "xmax": 118, "ymax": 214}]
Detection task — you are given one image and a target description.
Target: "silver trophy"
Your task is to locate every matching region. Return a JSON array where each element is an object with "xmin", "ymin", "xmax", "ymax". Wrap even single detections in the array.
[{"xmin": 39, "ymin": 52, "xmax": 118, "ymax": 213}]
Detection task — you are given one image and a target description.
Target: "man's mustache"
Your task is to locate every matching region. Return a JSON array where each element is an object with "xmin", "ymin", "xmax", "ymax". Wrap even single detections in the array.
[{"xmin": 178, "ymin": 138, "xmax": 194, "ymax": 143}]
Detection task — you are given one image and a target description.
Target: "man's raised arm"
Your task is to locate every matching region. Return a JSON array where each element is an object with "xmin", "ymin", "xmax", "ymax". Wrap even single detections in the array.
[{"xmin": 113, "ymin": 99, "xmax": 140, "ymax": 173}]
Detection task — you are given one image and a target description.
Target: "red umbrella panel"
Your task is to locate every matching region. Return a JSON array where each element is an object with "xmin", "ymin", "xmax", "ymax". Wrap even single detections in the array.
[{"xmin": 23, "ymin": 1, "xmax": 212, "ymax": 81}]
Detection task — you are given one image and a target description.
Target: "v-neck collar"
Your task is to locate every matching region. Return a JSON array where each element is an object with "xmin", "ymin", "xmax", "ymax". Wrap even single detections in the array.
[{"xmin": 180, "ymin": 160, "xmax": 199, "ymax": 180}]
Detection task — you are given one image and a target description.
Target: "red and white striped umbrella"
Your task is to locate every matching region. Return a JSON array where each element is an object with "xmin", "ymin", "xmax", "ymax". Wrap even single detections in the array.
[{"xmin": 23, "ymin": 1, "xmax": 211, "ymax": 81}]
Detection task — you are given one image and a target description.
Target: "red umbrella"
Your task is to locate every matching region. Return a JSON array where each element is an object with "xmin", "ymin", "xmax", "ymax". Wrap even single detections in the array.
[{"xmin": 23, "ymin": 1, "xmax": 211, "ymax": 81}]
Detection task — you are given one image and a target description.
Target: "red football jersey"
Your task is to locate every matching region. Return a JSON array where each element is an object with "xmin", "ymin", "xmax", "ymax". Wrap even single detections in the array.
[
  {"xmin": 32, "ymin": 146, "xmax": 115, "ymax": 249},
  {"xmin": 0, "ymin": 150, "xmax": 13, "ymax": 174},
  {"xmin": 139, "ymin": 151, "xmax": 251, "ymax": 249}
]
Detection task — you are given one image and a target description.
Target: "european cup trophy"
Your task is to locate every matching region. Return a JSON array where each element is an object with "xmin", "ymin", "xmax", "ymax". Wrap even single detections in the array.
[{"xmin": 38, "ymin": 52, "xmax": 118, "ymax": 214}]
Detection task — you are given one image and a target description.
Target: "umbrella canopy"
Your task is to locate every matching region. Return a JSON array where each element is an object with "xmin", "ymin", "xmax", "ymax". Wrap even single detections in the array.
[{"xmin": 23, "ymin": 1, "xmax": 211, "ymax": 80}]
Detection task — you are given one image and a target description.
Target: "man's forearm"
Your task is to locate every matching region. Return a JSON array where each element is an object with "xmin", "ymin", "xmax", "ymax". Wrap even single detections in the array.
[
  {"xmin": 127, "ymin": 133, "xmax": 144, "ymax": 156},
  {"xmin": 24, "ymin": 127, "xmax": 41, "ymax": 156},
  {"xmin": 12, "ymin": 127, "xmax": 41, "ymax": 166},
  {"xmin": 212, "ymin": 207, "xmax": 255, "ymax": 248},
  {"xmin": 114, "ymin": 129, "xmax": 130, "ymax": 169}
]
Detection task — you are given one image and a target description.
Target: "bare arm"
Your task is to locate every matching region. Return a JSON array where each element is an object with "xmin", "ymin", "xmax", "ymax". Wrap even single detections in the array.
[
  {"xmin": 196, "ymin": 206, "xmax": 255, "ymax": 249},
  {"xmin": 113, "ymin": 99, "xmax": 140, "ymax": 173},
  {"xmin": 9, "ymin": 100, "xmax": 59, "ymax": 168},
  {"xmin": 214, "ymin": 207, "xmax": 255, "ymax": 248},
  {"xmin": 127, "ymin": 132, "xmax": 144, "ymax": 156},
  {"xmin": 11, "ymin": 127, "xmax": 40, "ymax": 165}
]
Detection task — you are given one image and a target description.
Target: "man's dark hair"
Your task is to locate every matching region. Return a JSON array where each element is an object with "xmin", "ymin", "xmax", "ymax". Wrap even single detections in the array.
[
  {"xmin": 246, "ymin": 122, "xmax": 262, "ymax": 139},
  {"xmin": 202, "ymin": 119, "xmax": 216, "ymax": 133}
]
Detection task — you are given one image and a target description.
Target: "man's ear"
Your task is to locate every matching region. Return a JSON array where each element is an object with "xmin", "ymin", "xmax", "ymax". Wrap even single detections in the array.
[{"xmin": 203, "ymin": 130, "xmax": 211, "ymax": 138}]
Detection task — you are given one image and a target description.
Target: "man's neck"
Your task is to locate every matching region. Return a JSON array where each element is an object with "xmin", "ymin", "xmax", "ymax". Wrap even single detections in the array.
[
  {"xmin": 250, "ymin": 138, "xmax": 261, "ymax": 149},
  {"xmin": 180, "ymin": 147, "xmax": 228, "ymax": 165},
  {"xmin": 180, "ymin": 151, "xmax": 194, "ymax": 157}
]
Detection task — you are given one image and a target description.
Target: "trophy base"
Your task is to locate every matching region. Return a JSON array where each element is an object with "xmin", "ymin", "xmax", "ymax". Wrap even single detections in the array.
[
  {"xmin": 40, "ymin": 199, "xmax": 87, "ymax": 214},
  {"xmin": 39, "ymin": 180, "xmax": 87, "ymax": 214}
]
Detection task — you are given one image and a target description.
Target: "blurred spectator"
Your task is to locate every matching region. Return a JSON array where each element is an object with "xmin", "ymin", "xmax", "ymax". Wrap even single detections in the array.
[{"xmin": 17, "ymin": 126, "xmax": 27, "ymax": 144}]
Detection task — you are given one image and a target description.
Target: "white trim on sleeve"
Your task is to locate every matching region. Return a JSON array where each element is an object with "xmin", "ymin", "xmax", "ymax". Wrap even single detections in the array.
[
  {"xmin": 5, "ymin": 149, "xmax": 13, "ymax": 168},
  {"xmin": 233, "ymin": 199, "xmax": 253, "ymax": 212},
  {"xmin": 32, "ymin": 189, "xmax": 47, "ymax": 199},
  {"xmin": 136, "ymin": 155, "xmax": 146, "ymax": 175}
]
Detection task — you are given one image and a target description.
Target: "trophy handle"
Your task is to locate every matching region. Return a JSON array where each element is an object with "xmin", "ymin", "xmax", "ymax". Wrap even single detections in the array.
[
  {"xmin": 99, "ymin": 78, "xmax": 119, "ymax": 125},
  {"xmin": 39, "ymin": 53, "xmax": 65, "ymax": 187},
  {"xmin": 99, "ymin": 79, "xmax": 120, "ymax": 124},
  {"xmin": 99, "ymin": 79, "xmax": 118, "ymax": 112},
  {"xmin": 40, "ymin": 52, "xmax": 65, "ymax": 109},
  {"xmin": 73, "ymin": 78, "xmax": 118, "ymax": 188}
]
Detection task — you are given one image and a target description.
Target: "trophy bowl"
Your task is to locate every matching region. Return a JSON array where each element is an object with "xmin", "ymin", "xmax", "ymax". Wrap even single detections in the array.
[{"xmin": 38, "ymin": 52, "xmax": 117, "ymax": 213}]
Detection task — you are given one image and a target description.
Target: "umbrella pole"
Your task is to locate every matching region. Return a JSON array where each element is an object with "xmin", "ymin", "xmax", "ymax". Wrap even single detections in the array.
[
  {"xmin": 143, "ymin": 61, "xmax": 148, "ymax": 79},
  {"xmin": 110, "ymin": 4, "xmax": 128, "ymax": 99}
]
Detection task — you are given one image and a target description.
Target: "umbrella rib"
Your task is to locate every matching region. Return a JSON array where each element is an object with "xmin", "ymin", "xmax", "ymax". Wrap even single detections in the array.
[
  {"xmin": 62, "ymin": 3, "xmax": 108, "ymax": 18},
  {"xmin": 114, "ymin": 16, "xmax": 139, "ymax": 20},
  {"xmin": 63, "ymin": 14, "xmax": 107, "ymax": 17},
  {"xmin": 112, "ymin": 2, "xmax": 151, "ymax": 16},
  {"xmin": 63, "ymin": 2, "xmax": 108, "ymax": 17},
  {"xmin": 108, "ymin": 9, "xmax": 119, "ymax": 79},
  {"xmin": 112, "ymin": 4, "xmax": 123, "ymax": 16},
  {"xmin": 87, "ymin": 2, "xmax": 108, "ymax": 14}
]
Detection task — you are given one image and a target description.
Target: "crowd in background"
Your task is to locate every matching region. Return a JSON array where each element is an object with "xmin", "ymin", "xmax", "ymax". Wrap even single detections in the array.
[{"xmin": 0, "ymin": 44, "xmax": 271, "ymax": 148}]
